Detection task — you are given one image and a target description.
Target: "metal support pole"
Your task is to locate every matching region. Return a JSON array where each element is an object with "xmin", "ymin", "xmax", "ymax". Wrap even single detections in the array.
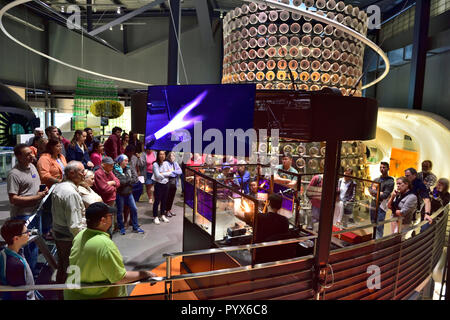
[
  {"xmin": 407, "ymin": 0, "xmax": 431, "ymax": 110},
  {"xmin": 167, "ymin": 0, "xmax": 181, "ymax": 85},
  {"xmin": 165, "ymin": 256, "xmax": 173, "ymax": 300},
  {"xmin": 86, "ymin": 0, "xmax": 93, "ymax": 32},
  {"xmin": 313, "ymin": 140, "xmax": 341, "ymax": 300},
  {"xmin": 123, "ymin": 24, "xmax": 128, "ymax": 54}
]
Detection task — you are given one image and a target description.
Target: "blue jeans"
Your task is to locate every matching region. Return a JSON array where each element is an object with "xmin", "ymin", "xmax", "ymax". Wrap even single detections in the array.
[
  {"xmin": 370, "ymin": 208, "xmax": 386, "ymax": 239},
  {"xmin": 15, "ymin": 215, "xmax": 40, "ymax": 277},
  {"xmin": 116, "ymin": 194, "xmax": 139, "ymax": 230},
  {"xmin": 132, "ymin": 181, "xmax": 143, "ymax": 202}
]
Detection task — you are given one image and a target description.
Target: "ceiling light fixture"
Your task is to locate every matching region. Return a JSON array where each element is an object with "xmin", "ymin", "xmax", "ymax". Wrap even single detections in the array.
[
  {"xmin": 60, "ymin": 6, "xmax": 64, "ymax": 13},
  {"xmin": 117, "ymin": 7, "xmax": 121, "ymax": 14},
  {"xmin": 120, "ymin": 24, "xmax": 123, "ymax": 31}
]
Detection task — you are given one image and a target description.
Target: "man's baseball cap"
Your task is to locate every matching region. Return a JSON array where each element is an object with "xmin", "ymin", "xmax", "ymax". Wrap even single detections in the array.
[
  {"xmin": 102, "ymin": 156, "xmax": 114, "ymax": 164},
  {"xmin": 86, "ymin": 202, "xmax": 116, "ymax": 223}
]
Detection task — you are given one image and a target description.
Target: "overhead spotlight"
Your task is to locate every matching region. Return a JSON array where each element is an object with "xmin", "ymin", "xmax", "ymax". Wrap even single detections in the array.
[
  {"xmin": 117, "ymin": 7, "xmax": 121, "ymax": 14},
  {"xmin": 109, "ymin": 26, "xmax": 113, "ymax": 31},
  {"xmin": 220, "ymin": 11, "xmax": 223, "ymax": 19},
  {"xmin": 60, "ymin": 6, "xmax": 64, "ymax": 13},
  {"xmin": 120, "ymin": 24, "xmax": 123, "ymax": 31}
]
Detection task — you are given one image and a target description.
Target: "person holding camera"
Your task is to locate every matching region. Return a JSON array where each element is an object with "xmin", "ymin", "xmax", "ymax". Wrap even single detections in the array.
[{"xmin": 7, "ymin": 144, "xmax": 48, "ymax": 276}]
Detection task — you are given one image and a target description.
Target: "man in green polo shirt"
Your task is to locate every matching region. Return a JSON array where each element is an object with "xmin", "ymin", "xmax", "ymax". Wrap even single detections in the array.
[{"xmin": 64, "ymin": 202, "xmax": 156, "ymax": 300}]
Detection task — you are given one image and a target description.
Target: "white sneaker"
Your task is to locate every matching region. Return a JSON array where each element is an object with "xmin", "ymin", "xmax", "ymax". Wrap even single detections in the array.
[
  {"xmin": 161, "ymin": 215, "xmax": 170, "ymax": 223},
  {"xmin": 154, "ymin": 217, "xmax": 160, "ymax": 225}
]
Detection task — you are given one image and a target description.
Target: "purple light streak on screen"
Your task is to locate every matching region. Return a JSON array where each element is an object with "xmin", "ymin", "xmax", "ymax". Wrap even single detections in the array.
[{"xmin": 146, "ymin": 90, "xmax": 208, "ymax": 142}]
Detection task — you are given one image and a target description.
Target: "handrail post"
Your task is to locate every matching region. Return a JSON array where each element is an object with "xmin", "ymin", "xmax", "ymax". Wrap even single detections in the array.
[
  {"xmin": 313, "ymin": 140, "xmax": 341, "ymax": 300},
  {"xmin": 165, "ymin": 256, "xmax": 173, "ymax": 300}
]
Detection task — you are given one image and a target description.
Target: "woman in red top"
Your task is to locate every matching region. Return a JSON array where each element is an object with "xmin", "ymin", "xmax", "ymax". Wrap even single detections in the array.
[
  {"xmin": 89, "ymin": 141, "xmax": 104, "ymax": 168},
  {"xmin": 120, "ymin": 132, "xmax": 129, "ymax": 156},
  {"xmin": 145, "ymin": 147, "xmax": 156, "ymax": 203}
]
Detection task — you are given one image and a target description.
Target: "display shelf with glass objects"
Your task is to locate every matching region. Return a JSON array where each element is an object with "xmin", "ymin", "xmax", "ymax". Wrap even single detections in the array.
[
  {"xmin": 258, "ymin": 138, "xmax": 371, "ymax": 218},
  {"xmin": 222, "ymin": 0, "xmax": 368, "ymax": 97}
]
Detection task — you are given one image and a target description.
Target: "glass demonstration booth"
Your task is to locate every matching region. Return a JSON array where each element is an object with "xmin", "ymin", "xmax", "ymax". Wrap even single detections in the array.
[{"xmin": 181, "ymin": 162, "xmax": 382, "ymax": 273}]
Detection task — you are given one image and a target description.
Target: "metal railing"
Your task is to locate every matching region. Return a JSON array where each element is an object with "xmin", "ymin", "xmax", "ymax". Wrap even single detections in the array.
[{"xmin": 1, "ymin": 206, "xmax": 447, "ymax": 300}]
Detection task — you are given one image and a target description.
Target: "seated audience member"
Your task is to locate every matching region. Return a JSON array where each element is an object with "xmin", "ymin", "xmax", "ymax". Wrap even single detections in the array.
[
  {"xmin": 89, "ymin": 141, "xmax": 104, "ymax": 168},
  {"xmin": 79, "ymin": 170, "xmax": 103, "ymax": 208},
  {"xmin": 0, "ymin": 220, "xmax": 38, "ymax": 300},
  {"xmin": 7, "ymin": 144, "xmax": 48, "ymax": 275},
  {"xmin": 388, "ymin": 176, "xmax": 418, "ymax": 235},
  {"xmin": 66, "ymin": 130, "xmax": 94, "ymax": 169},
  {"xmin": 113, "ymin": 155, "xmax": 144, "ymax": 235},
  {"xmin": 187, "ymin": 153, "xmax": 204, "ymax": 166},
  {"xmin": 37, "ymin": 139, "xmax": 67, "ymax": 188},
  {"xmin": 274, "ymin": 153, "xmax": 298, "ymax": 189},
  {"xmin": 94, "ymin": 157, "xmax": 120, "ymax": 207},
  {"xmin": 202, "ymin": 154, "xmax": 216, "ymax": 175},
  {"xmin": 249, "ymin": 180, "xmax": 259, "ymax": 198},
  {"xmin": 420, "ymin": 178, "xmax": 450, "ymax": 232},
  {"xmin": 217, "ymin": 164, "xmax": 233, "ymax": 187},
  {"xmin": 64, "ymin": 203, "xmax": 156, "ymax": 300},
  {"xmin": 417, "ymin": 160, "xmax": 437, "ymax": 191},
  {"xmin": 233, "ymin": 161, "xmax": 251, "ymax": 194},
  {"xmin": 51, "ymin": 161, "xmax": 86, "ymax": 284}
]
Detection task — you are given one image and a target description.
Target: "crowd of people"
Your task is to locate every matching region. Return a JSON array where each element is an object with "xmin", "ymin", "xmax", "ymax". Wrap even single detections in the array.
[
  {"xmin": 0, "ymin": 126, "xmax": 186, "ymax": 300},
  {"xmin": 1, "ymin": 127, "xmax": 449, "ymax": 300},
  {"xmin": 305, "ymin": 160, "xmax": 449, "ymax": 238}
]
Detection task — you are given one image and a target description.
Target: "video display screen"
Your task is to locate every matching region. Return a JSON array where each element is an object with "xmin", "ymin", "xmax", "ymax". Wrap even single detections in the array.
[{"xmin": 145, "ymin": 84, "xmax": 256, "ymax": 153}]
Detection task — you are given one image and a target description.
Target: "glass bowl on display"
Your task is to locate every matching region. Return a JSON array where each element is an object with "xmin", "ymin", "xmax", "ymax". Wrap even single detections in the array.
[
  {"xmin": 297, "ymin": 145, "xmax": 306, "ymax": 156},
  {"xmin": 283, "ymin": 144, "xmax": 294, "ymax": 154},
  {"xmin": 309, "ymin": 146, "xmax": 319, "ymax": 157},
  {"xmin": 308, "ymin": 159, "xmax": 319, "ymax": 170},
  {"xmin": 296, "ymin": 158, "xmax": 306, "ymax": 169},
  {"xmin": 266, "ymin": 71, "xmax": 276, "ymax": 81}
]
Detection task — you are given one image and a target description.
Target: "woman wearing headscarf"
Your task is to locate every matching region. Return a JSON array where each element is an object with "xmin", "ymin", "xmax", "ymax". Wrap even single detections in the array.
[{"xmin": 113, "ymin": 155, "xmax": 144, "ymax": 235}]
